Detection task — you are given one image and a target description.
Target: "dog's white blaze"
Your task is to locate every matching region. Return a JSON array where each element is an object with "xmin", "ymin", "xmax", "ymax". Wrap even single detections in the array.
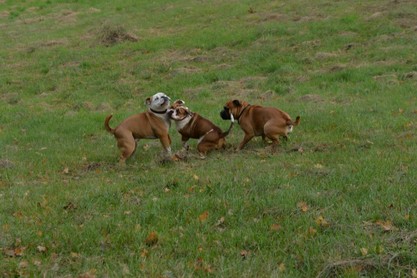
[
  {"xmin": 198, "ymin": 129, "xmax": 214, "ymax": 144},
  {"xmin": 175, "ymin": 115, "xmax": 192, "ymax": 131},
  {"xmin": 230, "ymin": 114, "xmax": 235, "ymax": 123}
]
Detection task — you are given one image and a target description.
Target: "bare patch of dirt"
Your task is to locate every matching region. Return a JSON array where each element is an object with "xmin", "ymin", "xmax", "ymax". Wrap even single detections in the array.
[
  {"xmin": 97, "ymin": 24, "xmax": 138, "ymax": 46},
  {"xmin": 0, "ymin": 159, "xmax": 14, "ymax": 169},
  {"xmin": 299, "ymin": 94, "xmax": 324, "ymax": 103},
  {"xmin": 315, "ymin": 52, "xmax": 339, "ymax": 60}
]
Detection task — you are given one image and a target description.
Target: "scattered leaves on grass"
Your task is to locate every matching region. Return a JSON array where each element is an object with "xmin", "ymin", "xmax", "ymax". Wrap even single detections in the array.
[
  {"xmin": 145, "ymin": 231, "xmax": 158, "ymax": 246},
  {"xmin": 4, "ymin": 247, "xmax": 26, "ymax": 257},
  {"xmin": 194, "ymin": 258, "xmax": 214, "ymax": 273}
]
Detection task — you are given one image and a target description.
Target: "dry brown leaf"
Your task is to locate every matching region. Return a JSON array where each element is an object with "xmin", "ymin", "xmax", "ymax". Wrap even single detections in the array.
[
  {"xmin": 360, "ymin": 247, "xmax": 368, "ymax": 256},
  {"xmin": 297, "ymin": 201, "xmax": 309, "ymax": 213},
  {"xmin": 140, "ymin": 249, "xmax": 149, "ymax": 257},
  {"xmin": 145, "ymin": 231, "xmax": 158, "ymax": 246},
  {"xmin": 37, "ymin": 245, "xmax": 47, "ymax": 253},
  {"xmin": 62, "ymin": 167, "xmax": 69, "ymax": 174},
  {"xmin": 411, "ymin": 268, "xmax": 417, "ymax": 278},
  {"xmin": 315, "ymin": 215, "xmax": 330, "ymax": 227},
  {"xmin": 375, "ymin": 220, "xmax": 396, "ymax": 232},
  {"xmin": 271, "ymin": 223, "xmax": 282, "ymax": 232},
  {"xmin": 240, "ymin": 250, "xmax": 250, "ymax": 259},
  {"xmin": 308, "ymin": 227, "xmax": 317, "ymax": 236},
  {"xmin": 198, "ymin": 211, "xmax": 209, "ymax": 222},
  {"xmin": 18, "ymin": 260, "xmax": 29, "ymax": 268},
  {"xmin": 278, "ymin": 262, "xmax": 286, "ymax": 272}
]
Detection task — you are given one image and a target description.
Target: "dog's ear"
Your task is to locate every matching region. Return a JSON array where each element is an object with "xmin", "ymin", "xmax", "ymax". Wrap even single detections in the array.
[
  {"xmin": 232, "ymin": 100, "xmax": 241, "ymax": 107},
  {"xmin": 145, "ymin": 97, "xmax": 151, "ymax": 106}
]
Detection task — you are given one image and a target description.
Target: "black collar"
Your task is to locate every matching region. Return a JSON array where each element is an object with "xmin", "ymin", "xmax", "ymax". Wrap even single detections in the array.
[
  {"xmin": 237, "ymin": 105, "xmax": 250, "ymax": 123},
  {"xmin": 150, "ymin": 108, "xmax": 167, "ymax": 114}
]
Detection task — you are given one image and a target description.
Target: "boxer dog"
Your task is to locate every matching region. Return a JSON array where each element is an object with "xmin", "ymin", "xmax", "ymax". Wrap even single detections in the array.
[
  {"xmin": 220, "ymin": 99, "xmax": 300, "ymax": 151},
  {"xmin": 169, "ymin": 100, "xmax": 233, "ymax": 158},
  {"xmin": 104, "ymin": 92, "xmax": 172, "ymax": 164}
]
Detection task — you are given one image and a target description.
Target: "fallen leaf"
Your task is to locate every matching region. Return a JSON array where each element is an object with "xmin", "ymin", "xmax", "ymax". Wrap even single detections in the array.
[
  {"xmin": 308, "ymin": 227, "xmax": 317, "ymax": 236},
  {"xmin": 411, "ymin": 268, "xmax": 417, "ymax": 278},
  {"xmin": 4, "ymin": 249, "xmax": 16, "ymax": 257},
  {"xmin": 145, "ymin": 231, "xmax": 158, "ymax": 246},
  {"xmin": 297, "ymin": 201, "xmax": 309, "ymax": 213},
  {"xmin": 198, "ymin": 211, "xmax": 209, "ymax": 222},
  {"xmin": 240, "ymin": 250, "xmax": 250, "ymax": 259},
  {"xmin": 360, "ymin": 247, "xmax": 368, "ymax": 256},
  {"xmin": 375, "ymin": 220, "xmax": 396, "ymax": 232},
  {"xmin": 37, "ymin": 245, "xmax": 47, "ymax": 253},
  {"xmin": 193, "ymin": 174, "xmax": 199, "ymax": 181},
  {"xmin": 270, "ymin": 224, "xmax": 282, "ymax": 232},
  {"xmin": 18, "ymin": 260, "xmax": 29, "ymax": 268},
  {"xmin": 79, "ymin": 269, "xmax": 97, "ymax": 278},
  {"xmin": 14, "ymin": 247, "xmax": 25, "ymax": 257},
  {"xmin": 278, "ymin": 262, "xmax": 286, "ymax": 272},
  {"xmin": 62, "ymin": 167, "xmax": 69, "ymax": 174},
  {"xmin": 140, "ymin": 249, "xmax": 149, "ymax": 257},
  {"xmin": 315, "ymin": 215, "xmax": 330, "ymax": 227}
]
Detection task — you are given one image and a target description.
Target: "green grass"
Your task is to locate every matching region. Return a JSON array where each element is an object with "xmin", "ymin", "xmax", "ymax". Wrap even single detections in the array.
[{"xmin": 1, "ymin": 0, "xmax": 417, "ymax": 277}]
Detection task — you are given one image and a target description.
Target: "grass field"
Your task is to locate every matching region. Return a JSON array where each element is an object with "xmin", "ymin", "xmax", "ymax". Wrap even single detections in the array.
[{"xmin": 1, "ymin": 0, "xmax": 417, "ymax": 277}]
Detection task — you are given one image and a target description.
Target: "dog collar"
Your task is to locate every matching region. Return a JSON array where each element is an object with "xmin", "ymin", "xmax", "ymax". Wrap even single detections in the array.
[
  {"xmin": 150, "ymin": 108, "xmax": 168, "ymax": 114},
  {"xmin": 236, "ymin": 105, "xmax": 250, "ymax": 124}
]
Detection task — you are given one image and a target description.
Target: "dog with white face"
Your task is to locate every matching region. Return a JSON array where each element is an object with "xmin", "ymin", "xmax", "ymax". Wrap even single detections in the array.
[{"xmin": 105, "ymin": 92, "xmax": 172, "ymax": 164}]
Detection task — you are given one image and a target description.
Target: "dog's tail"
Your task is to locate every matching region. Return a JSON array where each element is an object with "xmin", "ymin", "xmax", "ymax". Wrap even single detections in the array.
[
  {"xmin": 286, "ymin": 116, "xmax": 300, "ymax": 133},
  {"xmin": 104, "ymin": 114, "xmax": 115, "ymax": 134},
  {"xmin": 293, "ymin": 116, "xmax": 301, "ymax": 126},
  {"xmin": 220, "ymin": 121, "xmax": 234, "ymax": 138}
]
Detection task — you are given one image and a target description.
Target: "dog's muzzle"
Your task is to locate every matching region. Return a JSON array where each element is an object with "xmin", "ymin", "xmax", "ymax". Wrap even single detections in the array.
[{"xmin": 220, "ymin": 108, "xmax": 231, "ymax": 120}]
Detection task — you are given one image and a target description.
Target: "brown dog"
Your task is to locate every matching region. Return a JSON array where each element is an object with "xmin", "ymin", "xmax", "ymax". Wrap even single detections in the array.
[
  {"xmin": 169, "ymin": 100, "xmax": 233, "ymax": 158},
  {"xmin": 104, "ymin": 92, "xmax": 172, "ymax": 164},
  {"xmin": 220, "ymin": 99, "xmax": 300, "ymax": 150}
]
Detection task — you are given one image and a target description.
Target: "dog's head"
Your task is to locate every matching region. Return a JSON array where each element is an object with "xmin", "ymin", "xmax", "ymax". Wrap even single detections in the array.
[
  {"xmin": 146, "ymin": 92, "xmax": 171, "ymax": 112},
  {"xmin": 220, "ymin": 99, "xmax": 249, "ymax": 121},
  {"xmin": 168, "ymin": 105, "xmax": 192, "ymax": 121},
  {"xmin": 170, "ymin": 99, "xmax": 186, "ymax": 109}
]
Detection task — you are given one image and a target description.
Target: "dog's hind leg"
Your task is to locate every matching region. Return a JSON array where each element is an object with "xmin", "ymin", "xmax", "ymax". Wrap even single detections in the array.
[{"xmin": 117, "ymin": 135, "xmax": 136, "ymax": 165}]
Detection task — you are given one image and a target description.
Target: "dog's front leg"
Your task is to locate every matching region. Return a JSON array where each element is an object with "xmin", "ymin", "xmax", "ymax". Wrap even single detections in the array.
[
  {"xmin": 237, "ymin": 133, "xmax": 254, "ymax": 150},
  {"xmin": 159, "ymin": 135, "xmax": 172, "ymax": 158},
  {"xmin": 181, "ymin": 135, "xmax": 190, "ymax": 151}
]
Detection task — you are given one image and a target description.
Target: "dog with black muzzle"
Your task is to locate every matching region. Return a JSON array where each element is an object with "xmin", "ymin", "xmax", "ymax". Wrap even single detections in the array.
[
  {"xmin": 221, "ymin": 99, "xmax": 300, "ymax": 151},
  {"xmin": 104, "ymin": 92, "xmax": 172, "ymax": 164},
  {"xmin": 169, "ymin": 100, "xmax": 234, "ymax": 158}
]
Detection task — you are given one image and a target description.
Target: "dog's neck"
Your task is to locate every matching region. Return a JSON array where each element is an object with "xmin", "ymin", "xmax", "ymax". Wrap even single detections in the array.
[
  {"xmin": 149, "ymin": 108, "xmax": 171, "ymax": 129},
  {"xmin": 236, "ymin": 104, "xmax": 250, "ymax": 124},
  {"xmin": 150, "ymin": 108, "xmax": 168, "ymax": 114},
  {"xmin": 174, "ymin": 113, "xmax": 193, "ymax": 131}
]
